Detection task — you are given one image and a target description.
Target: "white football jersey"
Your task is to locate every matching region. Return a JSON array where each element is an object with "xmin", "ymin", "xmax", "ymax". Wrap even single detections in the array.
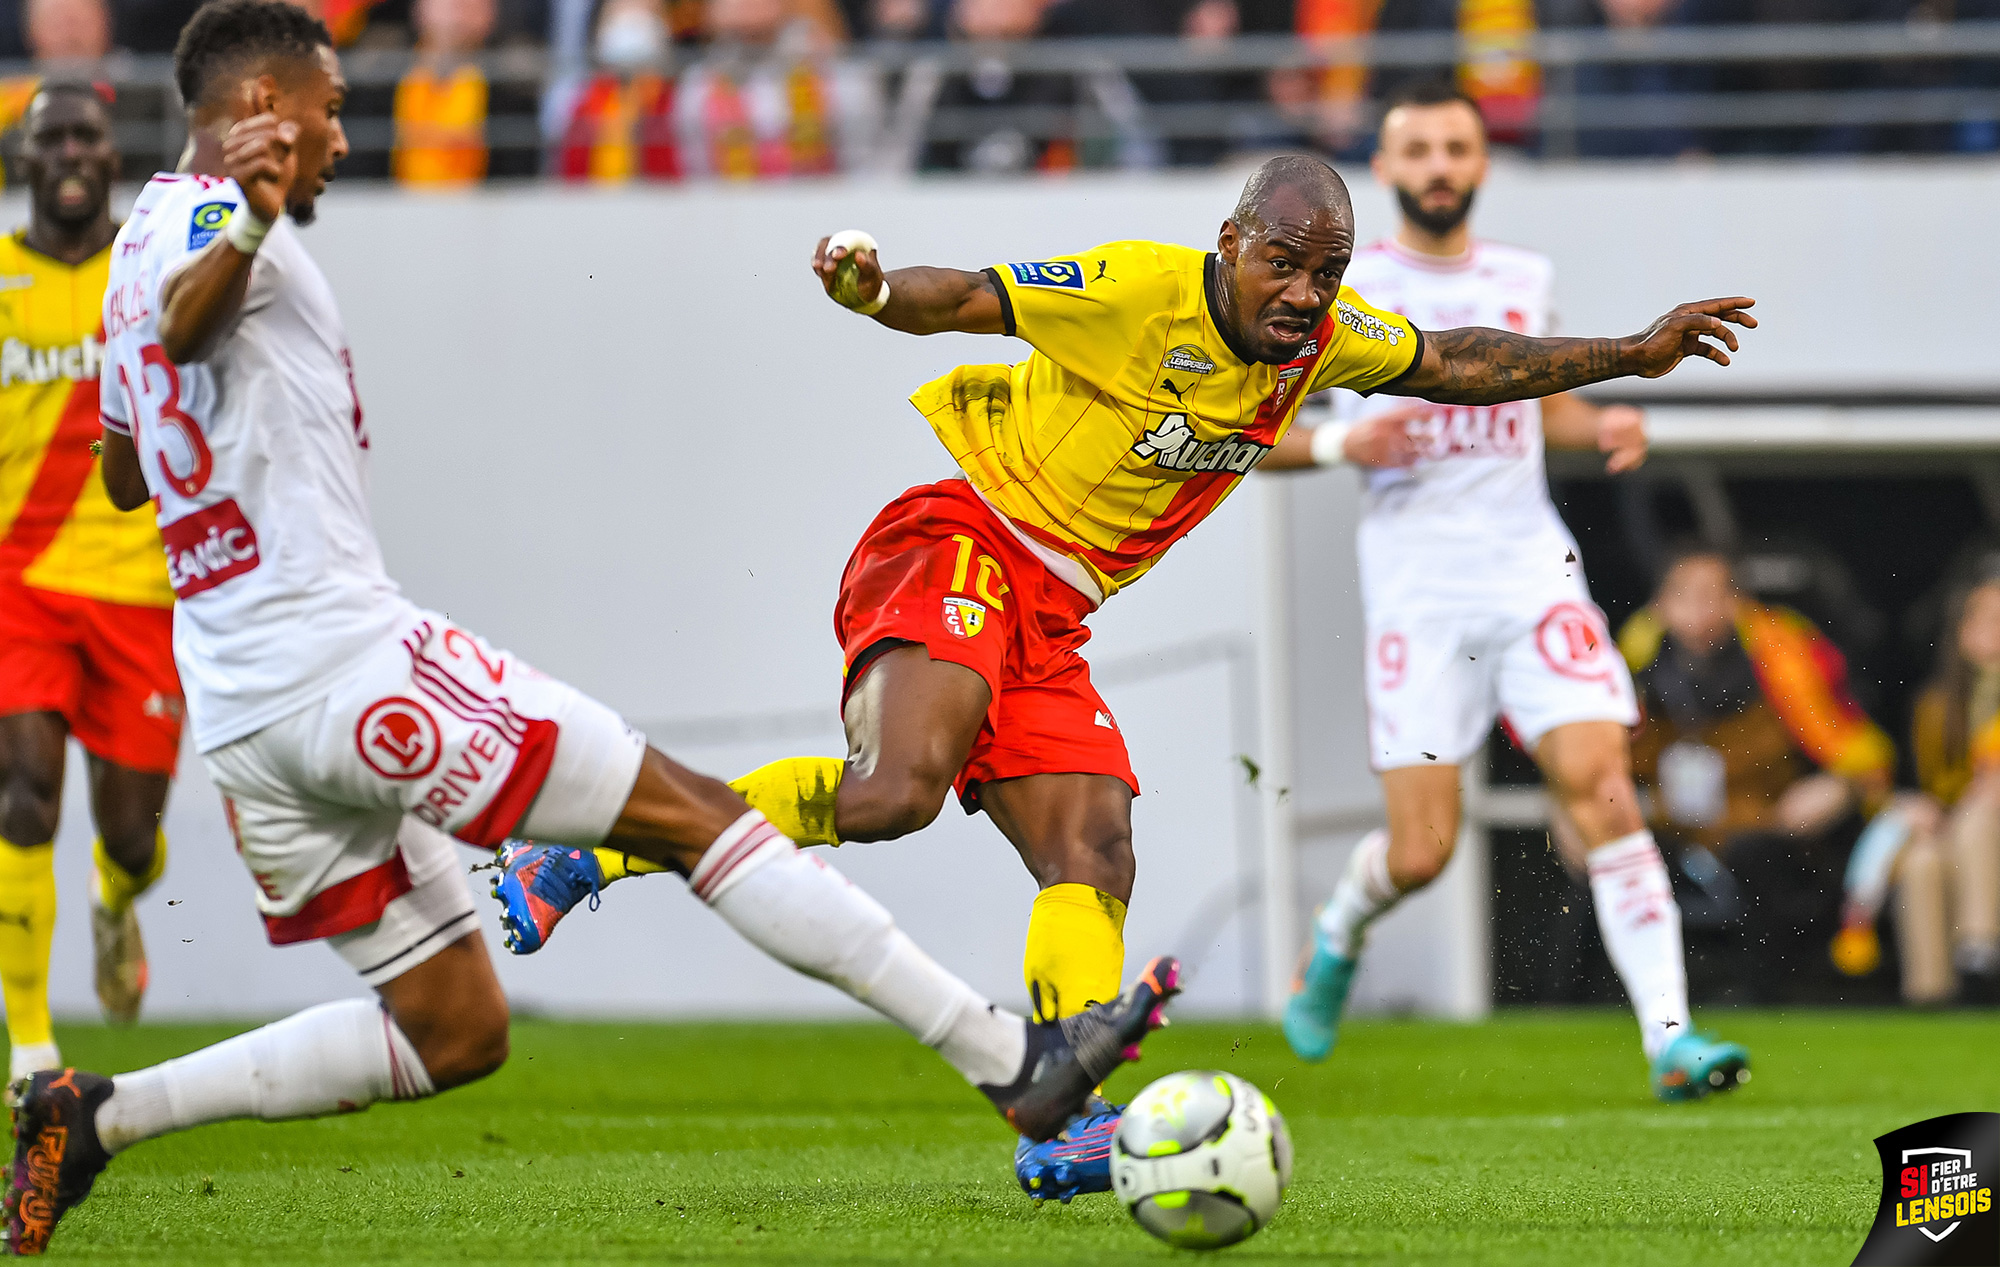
[
  {"xmin": 102, "ymin": 173, "xmax": 416, "ymax": 752},
  {"xmin": 1328, "ymin": 237, "xmax": 1585, "ymax": 620}
]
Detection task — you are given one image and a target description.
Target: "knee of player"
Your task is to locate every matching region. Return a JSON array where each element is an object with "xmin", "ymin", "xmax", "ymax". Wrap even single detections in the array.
[
  {"xmin": 1069, "ymin": 826, "xmax": 1135, "ymax": 893},
  {"xmin": 0, "ymin": 788, "xmax": 60, "ymax": 848},
  {"xmin": 424, "ymin": 1008, "xmax": 510, "ymax": 1090},
  {"xmin": 97, "ymin": 817, "xmax": 162, "ymax": 871},
  {"xmin": 1388, "ymin": 831, "xmax": 1453, "ymax": 888},
  {"xmin": 836, "ymin": 771, "xmax": 950, "ymax": 842}
]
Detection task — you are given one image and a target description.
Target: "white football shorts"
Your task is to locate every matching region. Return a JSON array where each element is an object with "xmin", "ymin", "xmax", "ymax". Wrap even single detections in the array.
[
  {"xmin": 1364, "ymin": 598, "xmax": 1639, "ymax": 772},
  {"xmin": 204, "ymin": 612, "xmax": 646, "ymax": 983}
]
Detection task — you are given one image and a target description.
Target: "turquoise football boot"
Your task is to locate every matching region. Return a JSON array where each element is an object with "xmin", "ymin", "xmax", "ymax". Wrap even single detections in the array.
[
  {"xmin": 1283, "ymin": 927, "xmax": 1359, "ymax": 1063},
  {"xmin": 1651, "ymin": 1031, "xmax": 1751, "ymax": 1102}
]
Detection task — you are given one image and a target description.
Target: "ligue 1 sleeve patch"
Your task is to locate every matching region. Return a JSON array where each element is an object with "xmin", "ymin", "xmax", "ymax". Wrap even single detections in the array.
[
  {"xmin": 1005, "ymin": 261, "xmax": 1085, "ymax": 290},
  {"xmin": 189, "ymin": 201, "xmax": 237, "ymax": 250},
  {"xmin": 1851, "ymin": 1112, "xmax": 1997, "ymax": 1265}
]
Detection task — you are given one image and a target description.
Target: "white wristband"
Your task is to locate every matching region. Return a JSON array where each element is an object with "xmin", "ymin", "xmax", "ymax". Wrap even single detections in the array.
[
  {"xmin": 1310, "ymin": 422, "xmax": 1352, "ymax": 466},
  {"xmin": 225, "ymin": 207, "xmax": 273, "ymax": 255},
  {"xmin": 851, "ymin": 279, "xmax": 891, "ymax": 317}
]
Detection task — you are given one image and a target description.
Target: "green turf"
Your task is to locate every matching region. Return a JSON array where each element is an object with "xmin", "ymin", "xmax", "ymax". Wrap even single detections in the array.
[{"xmin": 18, "ymin": 1009, "xmax": 1997, "ymax": 1264}]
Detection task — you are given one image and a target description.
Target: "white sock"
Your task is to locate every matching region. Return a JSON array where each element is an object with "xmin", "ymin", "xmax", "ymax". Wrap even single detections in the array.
[
  {"xmin": 94, "ymin": 999, "xmax": 433, "ymax": 1154},
  {"xmin": 1314, "ymin": 829, "xmax": 1402, "ymax": 955},
  {"xmin": 692, "ymin": 811, "xmax": 1025, "ymax": 1087},
  {"xmin": 1587, "ymin": 831, "xmax": 1693, "ymax": 1061}
]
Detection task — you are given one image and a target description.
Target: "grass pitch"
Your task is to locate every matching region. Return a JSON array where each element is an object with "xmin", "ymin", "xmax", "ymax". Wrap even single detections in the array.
[{"xmin": 26, "ymin": 1009, "xmax": 1998, "ymax": 1264}]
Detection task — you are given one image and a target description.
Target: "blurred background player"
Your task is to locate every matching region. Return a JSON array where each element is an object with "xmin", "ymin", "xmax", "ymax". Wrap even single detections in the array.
[
  {"xmin": 495, "ymin": 153, "xmax": 1758, "ymax": 1200},
  {"xmin": 6, "ymin": 6, "xmax": 1176, "ymax": 1253},
  {"xmin": 0, "ymin": 82, "xmax": 177, "ymax": 1085},
  {"xmin": 1266, "ymin": 81, "xmax": 1749, "ymax": 1102}
]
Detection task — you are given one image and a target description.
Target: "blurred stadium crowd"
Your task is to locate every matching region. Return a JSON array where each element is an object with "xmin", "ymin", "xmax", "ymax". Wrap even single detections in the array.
[
  {"xmin": 2, "ymin": 0, "xmax": 1998, "ymax": 184},
  {"xmin": 1489, "ymin": 483, "xmax": 2000, "ymax": 1013}
]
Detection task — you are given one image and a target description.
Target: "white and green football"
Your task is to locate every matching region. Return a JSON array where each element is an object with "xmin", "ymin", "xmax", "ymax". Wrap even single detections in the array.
[{"xmin": 1109, "ymin": 1069, "xmax": 1292, "ymax": 1250}]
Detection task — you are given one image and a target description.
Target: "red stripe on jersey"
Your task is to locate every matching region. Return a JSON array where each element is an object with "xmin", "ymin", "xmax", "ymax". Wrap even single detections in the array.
[
  {"xmin": 453, "ymin": 717, "xmax": 559, "ymax": 847},
  {"xmin": 1018, "ymin": 318, "xmax": 1334, "ymax": 581},
  {"xmin": 263, "ymin": 850, "xmax": 414, "ymax": 945},
  {"xmin": 0, "ymin": 377, "xmax": 101, "ymax": 581}
]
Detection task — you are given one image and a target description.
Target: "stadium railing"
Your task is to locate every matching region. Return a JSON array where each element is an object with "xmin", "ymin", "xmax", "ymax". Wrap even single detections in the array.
[{"xmin": 3, "ymin": 20, "xmax": 1998, "ymax": 175}]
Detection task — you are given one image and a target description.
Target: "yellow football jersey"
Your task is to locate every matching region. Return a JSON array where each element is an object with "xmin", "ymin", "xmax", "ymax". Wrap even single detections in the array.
[
  {"xmin": 0, "ymin": 230, "xmax": 172, "ymax": 607},
  {"xmin": 912, "ymin": 240, "xmax": 1420, "ymax": 599}
]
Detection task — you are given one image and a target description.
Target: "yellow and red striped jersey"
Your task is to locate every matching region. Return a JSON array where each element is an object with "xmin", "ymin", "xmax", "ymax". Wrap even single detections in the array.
[
  {"xmin": 0, "ymin": 230, "xmax": 172, "ymax": 607},
  {"xmin": 912, "ymin": 240, "xmax": 1421, "ymax": 600}
]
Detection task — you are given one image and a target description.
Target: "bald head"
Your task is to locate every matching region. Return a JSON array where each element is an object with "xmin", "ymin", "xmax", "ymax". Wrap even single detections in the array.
[
  {"xmin": 1231, "ymin": 155, "xmax": 1352, "ymax": 238},
  {"xmin": 1212, "ymin": 155, "xmax": 1356, "ymax": 365}
]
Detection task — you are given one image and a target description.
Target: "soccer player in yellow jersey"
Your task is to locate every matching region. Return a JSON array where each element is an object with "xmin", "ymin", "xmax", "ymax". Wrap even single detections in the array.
[
  {"xmin": 0, "ymin": 85, "xmax": 179, "ymax": 1082},
  {"xmin": 492, "ymin": 154, "xmax": 1752, "ymax": 1196}
]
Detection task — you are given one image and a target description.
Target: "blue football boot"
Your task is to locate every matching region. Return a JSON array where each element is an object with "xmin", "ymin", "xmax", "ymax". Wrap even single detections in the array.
[
  {"xmin": 1283, "ymin": 925, "xmax": 1359, "ymax": 1063},
  {"xmin": 490, "ymin": 841, "xmax": 602, "ymax": 955},
  {"xmin": 1651, "ymin": 1030, "xmax": 1751, "ymax": 1102},
  {"xmin": 1015, "ymin": 1096, "xmax": 1121, "ymax": 1203}
]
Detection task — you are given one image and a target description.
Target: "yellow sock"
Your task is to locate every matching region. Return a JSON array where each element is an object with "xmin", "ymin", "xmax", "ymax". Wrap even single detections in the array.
[
  {"xmin": 591, "ymin": 848, "xmax": 668, "ymax": 882},
  {"xmin": 728, "ymin": 755, "xmax": 846, "ymax": 847},
  {"xmin": 94, "ymin": 830, "xmax": 166, "ymax": 917},
  {"xmin": 1022, "ymin": 883, "xmax": 1128, "ymax": 1023},
  {"xmin": 0, "ymin": 839, "xmax": 58, "ymax": 1049},
  {"xmin": 586, "ymin": 754, "xmax": 847, "ymax": 883}
]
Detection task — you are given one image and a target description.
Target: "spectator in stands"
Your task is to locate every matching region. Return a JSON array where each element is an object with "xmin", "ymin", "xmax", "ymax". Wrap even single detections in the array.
[
  {"xmin": 2, "ymin": 0, "xmax": 110, "ymax": 188},
  {"xmin": 1620, "ymin": 545, "xmax": 1895, "ymax": 1000},
  {"xmin": 553, "ymin": 0, "xmax": 679, "ymax": 180},
  {"xmin": 1371, "ymin": 0, "xmax": 1542, "ymax": 147},
  {"xmin": 1897, "ymin": 572, "xmax": 2000, "ymax": 1002},
  {"xmin": 1567, "ymin": 0, "xmax": 1711, "ymax": 157},
  {"xmin": 393, "ymin": 0, "xmax": 496, "ymax": 184},
  {"xmin": 1039, "ymin": 0, "xmax": 1280, "ymax": 166},
  {"xmin": 24, "ymin": 0, "xmax": 109, "ymax": 60},
  {"xmin": 558, "ymin": 0, "xmax": 879, "ymax": 181},
  {"xmin": 1275, "ymin": 0, "xmax": 1381, "ymax": 158},
  {"xmin": 884, "ymin": 0, "xmax": 1161, "ymax": 172},
  {"xmin": 852, "ymin": 0, "xmax": 942, "ymax": 38},
  {"xmin": 673, "ymin": 0, "xmax": 880, "ymax": 177}
]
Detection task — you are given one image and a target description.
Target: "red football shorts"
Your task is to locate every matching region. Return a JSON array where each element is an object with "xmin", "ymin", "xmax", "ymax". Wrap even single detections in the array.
[
  {"xmin": 834, "ymin": 479, "xmax": 1138, "ymax": 810},
  {"xmin": 0, "ymin": 579, "xmax": 182, "ymax": 775}
]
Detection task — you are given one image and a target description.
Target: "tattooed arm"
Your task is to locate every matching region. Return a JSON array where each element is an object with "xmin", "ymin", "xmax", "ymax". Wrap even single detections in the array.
[{"xmin": 1395, "ymin": 297, "xmax": 1757, "ymax": 405}]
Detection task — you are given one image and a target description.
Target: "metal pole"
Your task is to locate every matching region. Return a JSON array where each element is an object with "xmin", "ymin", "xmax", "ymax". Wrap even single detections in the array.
[{"xmin": 1257, "ymin": 478, "xmax": 1301, "ymax": 1017}]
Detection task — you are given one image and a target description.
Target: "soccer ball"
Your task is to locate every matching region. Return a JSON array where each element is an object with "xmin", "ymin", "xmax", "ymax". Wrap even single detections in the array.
[{"xmin": 1110, "ymin": 1070, "xmax": 1292, "ymax": 1249}]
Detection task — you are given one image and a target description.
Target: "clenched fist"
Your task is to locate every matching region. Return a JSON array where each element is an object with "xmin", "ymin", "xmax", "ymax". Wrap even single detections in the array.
[{"xmin": 222, "ymin": 107, "xmax": 298, "ymax": 226}]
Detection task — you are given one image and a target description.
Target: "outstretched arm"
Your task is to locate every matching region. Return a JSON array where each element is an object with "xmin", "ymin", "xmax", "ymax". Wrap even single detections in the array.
[
  {"xmin": 810, "ymin": 235, "xmax": 1006, "ymax": 336},
  {"xmin": 1397, "ymin": 297, "xmax": 1757, "ymax": 406}
]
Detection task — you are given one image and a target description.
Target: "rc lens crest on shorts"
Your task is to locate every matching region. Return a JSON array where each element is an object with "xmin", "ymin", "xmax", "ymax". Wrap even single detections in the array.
[
  {"xmin": 942, "ymin": 596, "xmax": 986, "ymax": 638},
  {"xmin": 189, "ymin": 201, "xmax": 237, "ymax": 250}
]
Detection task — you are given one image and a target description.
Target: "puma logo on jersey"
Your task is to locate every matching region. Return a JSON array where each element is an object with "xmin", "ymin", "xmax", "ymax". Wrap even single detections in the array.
[
  {"xmin": 0, "ymin": 335, "xmax": 100, "ymax": 387},
  {"xmin": 1131, "ymin": 413, "xmax": 1272, "ymax": 474}
]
